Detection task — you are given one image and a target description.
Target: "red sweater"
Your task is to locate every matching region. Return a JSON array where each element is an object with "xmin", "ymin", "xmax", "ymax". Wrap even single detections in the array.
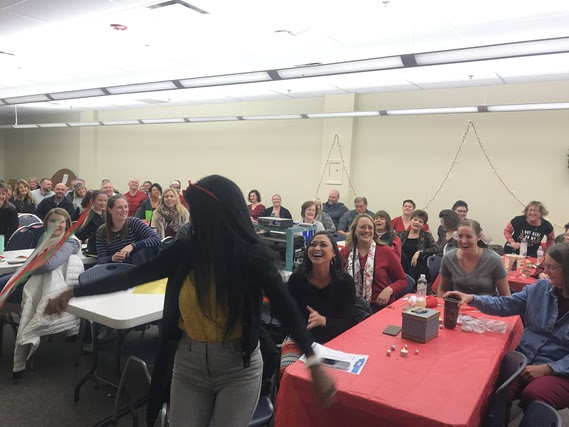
[
  {"xmin": 340, "ymin": 244, "xmax": 407, "ymax": 304},
  {"xmin": 391, "ymin": 216, "xmax": 430, "ymax": 233},
  {"xmin": 124, "ymin": 190, "xmax": 149, "ymax": 217}
]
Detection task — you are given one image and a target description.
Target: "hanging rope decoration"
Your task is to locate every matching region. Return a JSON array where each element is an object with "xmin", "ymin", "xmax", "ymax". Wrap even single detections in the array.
[
  {"xmin": 314, "ymin": 133, "xmax": 358, "ymax": 198},
  {"xmin": 423, "ymin": 120, "xmax": 565, "ymax": 229}
]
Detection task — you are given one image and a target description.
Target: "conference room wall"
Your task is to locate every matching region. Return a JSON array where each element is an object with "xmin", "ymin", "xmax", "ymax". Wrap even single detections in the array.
[{"xmin": 1, "ymin": 80, "xmax": 568, "ymax": 242}]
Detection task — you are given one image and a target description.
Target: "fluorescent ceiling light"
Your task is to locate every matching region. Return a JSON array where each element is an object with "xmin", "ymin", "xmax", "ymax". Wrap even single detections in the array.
[
  {"xmin": 188, "ymin": 116, "xmax": 240, "ymax": 122},
  {"xmin": 12, "ymin": 124, "xmax": 39, "ymax": 128},
  {"xmin": 67, "ymin": 121, "xmax": 102, "ymax": 127},
  {"xmin": 179, "ymin": 72, "xmax": 272, "ymax": 88},
  {"xmin": 37, "ymin": 123, "xmax": 68, "ymax": 128},
  {"xmin": 100, "ymin": 120, "xmax": 141, "ymax": 125},
  {"xmin": 49, "ymin": 88, "xmax": 106, "ymax": 100},
  {"xmin": 242, "ymin": 114, "xmax": 302, "ymax": 120},
  {"xmin": 416, "ymin": 37, "xmax": 569, "ymax": 66},
  {"xmin": 487, "ymin": 102, "xmax": 569, "ymax": 112},
  {"xmin": 277, "ymin": 57, "xmax": 403, "ymax": 79},
  {"xmin": 106, "ymin": 81, "xmax": 178, "ymax": 95},
  {"xmin": 4, "ymin": 94, "xmax": 50, "ymax": 104},
  {"xmin": 387, "ymin": 106, "xmax": 478, "ymax": 115},
  {"xmin": 307, "ymin": 111, "xmax": 380, "ymax": 118},
  {"xmin": 140, "ymin": 118, "xmax": 186, "ymax": 124}
]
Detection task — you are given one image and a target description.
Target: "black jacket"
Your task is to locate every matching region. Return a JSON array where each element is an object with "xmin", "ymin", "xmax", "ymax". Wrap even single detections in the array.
[
  {"xmin": 35, "ymin": 195, "xmax": 76, "ymax": 220},
  {"xmin": 260, "ymin": 206, "xmax": 293, "ymax": 219},
  {"xmin": 73, "ymin": 238, "xmax": 314, "ymax": 425},
  {"xmin": 9, "ymin": 197, "xmax": 36, "ymax": 214},
  {"xmin": 0, "ymin": 203, "xmax": 19, "ymax": 249}
]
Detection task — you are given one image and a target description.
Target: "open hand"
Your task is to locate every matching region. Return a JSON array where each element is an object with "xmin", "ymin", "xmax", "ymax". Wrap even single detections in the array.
[
  {"xmin": 44, "ymin": 289, "xmax": 74, "ymax": 315},
  {"xmin": 442, "ymin": 291, "xmax": 473, "ymax": 306},
  {"xmin": 307, "ymin": 306, "xmax": 326, "ymax": 330}
]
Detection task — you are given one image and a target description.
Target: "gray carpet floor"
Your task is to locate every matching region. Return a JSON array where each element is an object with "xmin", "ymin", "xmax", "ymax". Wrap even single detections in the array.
[{"xmin": 1, "ymin": 322, "xmax": 156, "ymax": 426}]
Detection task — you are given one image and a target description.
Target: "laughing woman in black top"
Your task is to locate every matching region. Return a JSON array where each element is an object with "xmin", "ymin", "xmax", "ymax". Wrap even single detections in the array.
[{"xmin": 46, "ymin": 175, "xmax": 335, "ymax": 426}]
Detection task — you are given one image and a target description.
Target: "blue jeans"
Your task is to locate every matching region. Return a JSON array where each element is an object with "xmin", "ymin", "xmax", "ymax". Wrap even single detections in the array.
[{"xmin": 169, "ymin": 334, "xmax": 263, "ymax": 427}]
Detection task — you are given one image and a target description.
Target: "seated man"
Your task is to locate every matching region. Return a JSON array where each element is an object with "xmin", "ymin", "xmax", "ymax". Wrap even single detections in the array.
[
  {"xmin": 337, "ymin": 197, "xmax": 374, "ymax": 236},
  {"xmin": 322, "ymin": 189, "xmax": 348, "ymax": 230},
  {"xmin": 30, "ymin": 178, "xmax": 54, "ymax": 206},
  {"xmin": 35, "ymin": 183, "xmax": 76, "ymax": 220},
  {"xmin": 124, "ymin": 178, "xmax": 148, "ymax": 217}
]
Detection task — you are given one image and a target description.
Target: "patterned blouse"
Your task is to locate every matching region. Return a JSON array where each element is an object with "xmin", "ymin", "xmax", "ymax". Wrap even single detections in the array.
[{"xmin": 248, "ymin": 204, "xmax": 266, "ymax": 221}]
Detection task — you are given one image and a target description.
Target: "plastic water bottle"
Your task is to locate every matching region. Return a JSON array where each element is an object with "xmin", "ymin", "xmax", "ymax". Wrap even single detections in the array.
[
  {"xmin": 416, "ymin": 274, "xmax": 427, "ymax": 308},
  {"xmin": 537, "ymin": 246, "xmax": 544, "ymax": 265},
  {"xmin": 520, "ymin": 237, "xmax": 528, "ymax": 257}
]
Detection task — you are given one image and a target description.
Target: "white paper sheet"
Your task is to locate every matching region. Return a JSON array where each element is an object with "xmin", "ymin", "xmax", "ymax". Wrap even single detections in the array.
[{"xmin": 301, "ymin": 343, "xmax": 369, "ymax": 375}]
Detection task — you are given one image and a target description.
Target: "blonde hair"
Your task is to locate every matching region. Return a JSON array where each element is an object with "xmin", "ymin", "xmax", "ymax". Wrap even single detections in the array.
[
  {"xmin": 345, "ymin": 213, "xmax": 385, "ymax": 251},
  {"xmin": 13, "ymin": 179, "xmax": 35, "ymax": 205},
  {"xmin": 158, "ymin": 188, "xmax": 189, "ymax": 219}
]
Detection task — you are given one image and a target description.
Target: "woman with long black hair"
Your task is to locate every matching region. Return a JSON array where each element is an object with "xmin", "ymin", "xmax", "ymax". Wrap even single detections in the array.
[{"xmin": 46, "ymin": 175, "xmax": 335, "ymax": 426}]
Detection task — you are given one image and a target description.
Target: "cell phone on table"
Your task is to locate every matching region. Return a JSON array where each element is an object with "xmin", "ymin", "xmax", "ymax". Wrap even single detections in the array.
[
  {"xmin": 383, "ymin": 325, "xmax": 402, "ymax": 336},
  {"xmin": 322, "ymin": 358, "xmax": 351, "ymax": 370}
]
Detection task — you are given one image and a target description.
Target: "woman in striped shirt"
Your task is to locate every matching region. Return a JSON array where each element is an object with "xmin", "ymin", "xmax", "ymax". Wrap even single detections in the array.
[{"xmin": 96, "ymin": 195, "xmax": 161, "ymax": 265}]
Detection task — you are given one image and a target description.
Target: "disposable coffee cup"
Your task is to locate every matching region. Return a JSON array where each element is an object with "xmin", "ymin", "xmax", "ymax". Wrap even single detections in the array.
[
  {"xmin": 145, "ymin": 210, "xmax": 153, "ymax": 223},
  {"xmin": 443, "ymin": 296, "xmax": 460, "ymax": 329}
]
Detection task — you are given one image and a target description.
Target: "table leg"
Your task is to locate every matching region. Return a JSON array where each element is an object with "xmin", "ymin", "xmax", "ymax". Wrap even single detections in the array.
[{"xmin": 74, "ymin": 322, "xmax": 100, "ymax": 402}]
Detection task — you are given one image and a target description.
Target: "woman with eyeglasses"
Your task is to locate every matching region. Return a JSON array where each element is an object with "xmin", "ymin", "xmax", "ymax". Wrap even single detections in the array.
[
  {"xmin": 46, "ymin": 175, "xmax": 335, "ymax": 426},
  {"xmin": 340, "ymin": 214, "xmax": 407, "ymax": 313},
  {"xmin": 504, "ymin": 201, "xmax": 555, "ymax": 258},
  {"xmin": 444, "ymin": 242, "xmax": 569, "ymax": 412}
]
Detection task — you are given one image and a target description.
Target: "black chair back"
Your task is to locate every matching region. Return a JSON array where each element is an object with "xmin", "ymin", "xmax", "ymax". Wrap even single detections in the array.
[
  {"xmin": 18, "ymin": 214, "xmax": 41, "ymax": 227},
  {"xmin": 78, "ymin": 263, "xmax": 136, "ymax": 288},
  {"xmin": 6, "ymin": 226, "xmax": 33, "ymax": 250},
  {"xmin": 519, "ymin": 401, "xmax": 562, "ymax": 427},
  {"xmin": 29, "ymin": 222, "xmax": 45, "ymax": 249},
  {"xmin": 483, "ymin": 351, "xmax": 528, "ymax": 427}
]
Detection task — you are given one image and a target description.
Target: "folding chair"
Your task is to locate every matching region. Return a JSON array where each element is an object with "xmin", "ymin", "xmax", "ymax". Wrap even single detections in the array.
[
  {"xmin": 6, "ymin": 226, "xmax": 34, "ymax": 250},
  {"xmin": 18, "ymin": 213, "xmax": 41, "ymax": 227},
  {"xmin": 427, "ymin": 255, "xmax": 442, "ymax": 283},
  {"xmin": 483, "ymin": 351, "xmax": 528, "ymax": 427},
  {"xmin": 28, "ymin": 222, "xmax": 45, "ymax": 249},
  {"xmin": 393, "ymin": 274, "xmax": 415, "ymax": 300},
  {"xmin": 519, "ymin": 401, "xmax": 562, "ymax": 427}
]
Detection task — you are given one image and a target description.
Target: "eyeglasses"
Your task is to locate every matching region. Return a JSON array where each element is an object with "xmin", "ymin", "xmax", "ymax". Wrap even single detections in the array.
[{"xmin": 543, "ymin": 263, "xmax": 562, "ymax": 272}]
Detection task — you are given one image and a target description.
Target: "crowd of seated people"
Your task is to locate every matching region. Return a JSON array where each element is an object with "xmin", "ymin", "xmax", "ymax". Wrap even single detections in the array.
[{"xmin": 2, "ymin": 175, "xmax": 568, "ymax": 416}]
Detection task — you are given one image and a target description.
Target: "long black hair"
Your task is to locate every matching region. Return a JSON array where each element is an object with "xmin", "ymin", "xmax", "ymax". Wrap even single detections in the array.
[
  {"xmin": 296, "ymin": 231, "xmax": 343, "ymax": 282},
  {"xmin": 184, "ymin": 175, "xmax": 274, "ymax": 338}
]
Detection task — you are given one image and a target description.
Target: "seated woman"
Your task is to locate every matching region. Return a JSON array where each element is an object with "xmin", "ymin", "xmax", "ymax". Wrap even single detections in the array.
[
  {"xmin": 75, "ymin": 190, "xmax": 108, "ymax": 256},
  {"xmin": 0, "ymin": 182, "xmax": 19, "ymax": 249},
  {"xmin": 260, "ymin": 194, "xmax": 292, "ymax": 219},
  {"xmin": 391, "ymin": 199, "xmax": 430, "ymax": 233},
  {"xmin": 300, "ymin": 201, "xmax": 325, "ymax": 232},
  {"xmin": 504, "ymin": 201, "xmax": 555, "ymax": 258},
  {"xmin": 437, "ymin": 219, "xmax": 510, "ymax": 297},
  {"xmin": 436, "ymin": 209, "xmax": 460, "ymax": 256},
  {"xmin": 0, "ymin": 208, "xmax": 83, "ymax": 379},
  {"xmin": 135, "ymin": 183, "xmax": 161, "ymax": 221},
  {"xmin": 70, "ymin": 182, "xmax": 87, "ymax": 217},
  {"xmin": 28, "ymin": 177, "xmax": 38, "ymax": 191},
  {"xmin": 445, "ymin": 242, "xmax": 569, "ymax": 412},
  {"xmin": 313, "ymin": 198, "xmax": 336, "ymax": 233},
  {"xmin": 281, "ymin": 232, "xmax": 355, "ymax": 375},
  {"xmin": 398, "ymin": 210, "xmax": 438, "ymax": 282},
  {"xmin": 96, "ymin": 195, "xmax": 161, "ymax": 265},
  {"xmin": 340, "ymin": 214, "xmax": 407, "ymax": 313},
  {"xmin": 247, "ymin": 189, "xmax": 265, "ymax": 222},
  {"xmin": 9, "ymin": 179, "xmax": 36, "ymax": 214},
  {"xmin": 150, "ymin": 188, "xmax": 190, "ymax": 239},
  {"xmin": 374, "ymin": 210, "xmax": 401, "ymax": 259}
]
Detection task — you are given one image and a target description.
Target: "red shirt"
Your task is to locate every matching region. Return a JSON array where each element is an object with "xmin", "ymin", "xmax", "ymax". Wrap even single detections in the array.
[
  {"xmin": 124, "ymin": 190, "xmax": 148, "ymax": 217},
  {"xmin": 340, "ymin": 244, "xmax": 407, "ymax": 304},
  {"xmin": 391, "ymin": 216, "xmax": 430, "ymax": 233}
]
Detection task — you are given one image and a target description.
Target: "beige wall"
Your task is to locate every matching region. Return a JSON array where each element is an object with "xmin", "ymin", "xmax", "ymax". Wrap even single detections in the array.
[{"xmin": 2, "ymin": 80, "xmax": 569, "ymax": 242}]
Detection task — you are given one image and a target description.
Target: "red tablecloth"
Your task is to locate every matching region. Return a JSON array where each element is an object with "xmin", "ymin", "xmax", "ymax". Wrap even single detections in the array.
[
  {"xmin": 503, "ymin": 256, "xmax": 538, "ymax": 292},
  {"xmin": 275, "ymin": 298, "xmax": 523, "ymax": 427}
]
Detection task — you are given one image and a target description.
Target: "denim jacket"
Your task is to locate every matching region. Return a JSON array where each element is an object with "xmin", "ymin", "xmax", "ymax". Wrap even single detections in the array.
[{"xmin": 470, "ymin": 280, "xmax": 569, "ymax": 376}]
